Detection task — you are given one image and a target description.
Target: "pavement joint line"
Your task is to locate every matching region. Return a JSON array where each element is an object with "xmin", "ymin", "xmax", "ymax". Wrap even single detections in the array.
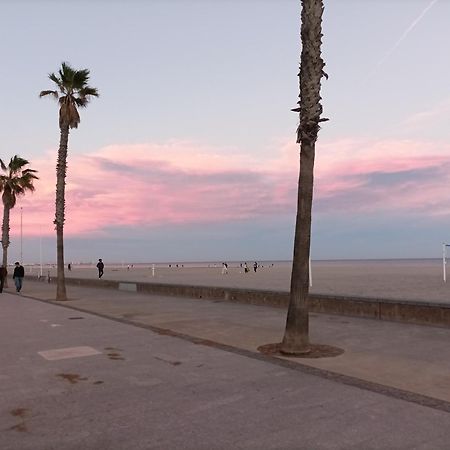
[{"xmin": 17, "ymin": 291, "xmax": 450, "ymax": 415}]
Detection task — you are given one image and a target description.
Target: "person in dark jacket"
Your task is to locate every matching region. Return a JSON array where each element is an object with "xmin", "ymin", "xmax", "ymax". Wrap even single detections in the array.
[
  {"xmin": 0, "ymin": 265, "xmax": 7, "ymax": 293},
  {"xmin": 13, "ymin": 262, "xmax": 24, "ymax": 292}
]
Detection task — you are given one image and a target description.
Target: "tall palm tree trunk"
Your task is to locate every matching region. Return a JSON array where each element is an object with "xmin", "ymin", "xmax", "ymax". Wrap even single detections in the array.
[
  {"xmin": 281, "ymin": 144, "xmax": 314, "ymax": 352},
  {"xmin": 55, "ymin": 126, "xmax": 69, "ymax": 301},
  {"xmin": 281, "ymin": 0, "xmax": 325, "ymax": 354},
  {"xmin": 2, "ymin": 205, "xmax": 10, "ymax": 287}
]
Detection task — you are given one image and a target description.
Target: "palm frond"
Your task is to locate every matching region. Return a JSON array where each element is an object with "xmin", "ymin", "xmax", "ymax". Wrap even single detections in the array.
[
  {"xmin": 79, "ymin": 86, "xmax": 99, "ymax": 98},
  {"xmin": 0, "ymin": 156, "xmax": 37, "ymax": 208},
  {"xmin": 59, "ymin": 62, "xmax": 76, "ymax": 87},
  {"xmin": 21, "ymin": 168, "xmax": 38, "ymax": 175},
  {"xmin": 14, "ymin": 185, "xmax": 25, "ymax": 195},
  {"xmin": 39, "ymin": 90, "xmax": 58, "ymax": 99},
  {"xmin": 72, "ymin": 68, "xmax": 91, "ymax": 89},
  {"xmin": 9, "ymin": 156, "xmax": 30, "ymax": 172},
  {"xmin": 48, "ymin": 73, "xmax": 65, "ymax": 93},
  {"xmin": 74, "ymin": 97, "xmax": 89, "ymax": 108},
  {"xmin": 19, "ymin": 177, "xmax": 37, "ymax": 191},
  {"xmin": 0, "ymin": 159, "xmax": 6, "ymax": 171},
  {"xmin": 42, "ymin": 62, "xmax": 98, "ymax": 128}
]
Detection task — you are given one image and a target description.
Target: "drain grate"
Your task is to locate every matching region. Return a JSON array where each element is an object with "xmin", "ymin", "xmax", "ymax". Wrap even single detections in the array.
[{"xmin": 68, "ymin": 317, "xmax": 84, "ymax": 320}]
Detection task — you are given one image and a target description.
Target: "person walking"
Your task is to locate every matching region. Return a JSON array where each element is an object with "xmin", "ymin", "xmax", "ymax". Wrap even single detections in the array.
[
  {"xmin": 221, "ymin": 262, "xmax": 228, "ymax": 274},
  {"xmin": 13, "ymin": 262, "xmax": 24, "ymax": 292},
  {"xmin": 96, "ymin": 259, "xmax": 104, "ymax": 278},
  {"xmin": 0, "ymin": 265, "xmax": 7, "ymax": 293}
]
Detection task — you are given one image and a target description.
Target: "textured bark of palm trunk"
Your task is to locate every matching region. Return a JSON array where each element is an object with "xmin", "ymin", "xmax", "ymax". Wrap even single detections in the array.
[
  {"xmin": 281, "ymin": 144, "xmax": 314, "ymax": 353},
  {"xmin": 55, "ymin": 127, "xmax": 69, "ymax": 301},
  {"xmin": 2, "ymin": 206, "xmax": 10, "ymax": 287},
  {"xmin": 281, "ymin": 0, "xmax": 325, "ymax": 354}
]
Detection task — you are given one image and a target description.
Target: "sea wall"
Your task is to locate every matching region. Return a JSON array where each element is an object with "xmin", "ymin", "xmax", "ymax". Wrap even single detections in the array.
[{"xmin": 62, "ymin": 277, "xmax": 450, "ymax": 327}]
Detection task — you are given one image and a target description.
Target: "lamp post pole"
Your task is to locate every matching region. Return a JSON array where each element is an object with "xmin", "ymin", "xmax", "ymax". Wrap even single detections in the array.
[{"xmin": 20, "ymin": 207, "xmax": 23, "ymax": 263}]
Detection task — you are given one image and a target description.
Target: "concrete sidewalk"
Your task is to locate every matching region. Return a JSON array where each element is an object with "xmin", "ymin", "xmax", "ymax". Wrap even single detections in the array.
[
  {"xmin": 13, "ymin": 280, "xmax": 450, "ymax": 405},
  {"xmin": 2, "ymin": 288, "xmax": 450, "ymax": 449}
]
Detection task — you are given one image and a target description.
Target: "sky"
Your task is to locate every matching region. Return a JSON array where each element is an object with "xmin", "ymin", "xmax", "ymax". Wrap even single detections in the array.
[{"xmin": 1, "ymin": 0, "xmax": 450, "ymax": 263}]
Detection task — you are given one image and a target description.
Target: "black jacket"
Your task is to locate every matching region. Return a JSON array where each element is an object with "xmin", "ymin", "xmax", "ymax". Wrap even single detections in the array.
[{"xmin": 13, "ymin": 265, "xmax": 25, "ymax": 278}]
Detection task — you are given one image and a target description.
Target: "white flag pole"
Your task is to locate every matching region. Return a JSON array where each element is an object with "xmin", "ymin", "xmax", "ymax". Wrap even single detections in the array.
[
  {"xmin": 309, "ymin": 257, "xmax": 312, "ymax": 287},
  {"xmin": 443, "ymin": 243, "xmax": 447, "ymax": 283}
]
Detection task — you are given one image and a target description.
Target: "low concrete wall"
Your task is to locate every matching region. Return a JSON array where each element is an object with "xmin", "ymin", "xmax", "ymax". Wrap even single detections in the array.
[{"xmin": 61, "ymin": 277, "xmax": 450, "ymax": 327}]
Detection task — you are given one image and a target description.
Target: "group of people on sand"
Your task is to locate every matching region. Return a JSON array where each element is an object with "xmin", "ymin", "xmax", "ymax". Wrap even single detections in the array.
[
  {"xmin": 242, "ymin": 262, "xmax": 259, "ymax": 273},
  {"xmin": 221, "ymin": 261, "xmax": 260, "ymax": 274},
  {"xmin": 0, "ymin": 262, "xmax": 25, "ymax": 293}
]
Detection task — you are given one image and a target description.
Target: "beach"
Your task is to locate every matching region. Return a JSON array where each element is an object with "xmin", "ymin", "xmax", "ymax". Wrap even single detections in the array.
[{"xmin": 30, "ymin": 259, "xmax": 450, "ymax": 304}]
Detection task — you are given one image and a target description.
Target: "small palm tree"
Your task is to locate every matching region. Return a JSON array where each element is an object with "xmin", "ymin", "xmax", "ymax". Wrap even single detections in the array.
[
  {"xmin": 280, "ymin": 0, "xmax": 327, "ymax": 354},
  {"xmin": 40, "ymin": 62, "xmax": 99, "ymax": 301},
  {"xmin": 0, "ymin": 156, "xmax": 39, "ymax": 284}
]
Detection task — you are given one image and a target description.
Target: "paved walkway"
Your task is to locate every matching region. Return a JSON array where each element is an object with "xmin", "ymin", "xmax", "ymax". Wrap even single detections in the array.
[{"xmin": 2, "ymin": 281, "xmax": 450, "ymax": 449}]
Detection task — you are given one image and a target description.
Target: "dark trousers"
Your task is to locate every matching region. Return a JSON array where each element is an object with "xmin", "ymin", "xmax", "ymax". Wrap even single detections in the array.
[{"xmin": 0, "ymin": 277, "xmax": 4, "ymax": 293}]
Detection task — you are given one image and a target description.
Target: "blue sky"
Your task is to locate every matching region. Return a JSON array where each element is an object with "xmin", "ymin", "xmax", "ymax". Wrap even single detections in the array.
[{"xmin": 1, "ymin": 0, "xmax": 449, "ymax": 263}]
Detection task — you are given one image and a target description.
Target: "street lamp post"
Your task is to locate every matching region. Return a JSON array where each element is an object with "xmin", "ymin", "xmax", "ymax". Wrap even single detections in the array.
[
  {"xmin": 20, "ymin": 207, "xmax": 23, "ymax": 263},
  {"xmin": 39, "ymin": 228, "xmax": 43, "ymax": 278}
]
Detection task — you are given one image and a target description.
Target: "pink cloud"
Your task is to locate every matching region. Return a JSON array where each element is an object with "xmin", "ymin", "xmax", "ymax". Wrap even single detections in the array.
[
  {"xmin": 8, "ymin": 137, "xmax": 450, "ymax": 238},
  {"xmin": 9, "ymin": 142, "xmax": 293, "ymax": 237},
  {"xmin": 313, "ymin": 138, "xmax": 450, "ymax": 214}
]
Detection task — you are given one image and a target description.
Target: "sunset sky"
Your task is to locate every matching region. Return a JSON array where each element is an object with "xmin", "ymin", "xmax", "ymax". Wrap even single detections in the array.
[{"xmin": 1, "ymin": 0, "xmax": 449, "ymax": 264}]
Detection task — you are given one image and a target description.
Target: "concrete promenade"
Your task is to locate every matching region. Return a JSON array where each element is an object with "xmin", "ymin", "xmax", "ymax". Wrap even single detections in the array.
[{"xmin": 2, "ymin": 280, "xmax": 450, "ymax": 449}]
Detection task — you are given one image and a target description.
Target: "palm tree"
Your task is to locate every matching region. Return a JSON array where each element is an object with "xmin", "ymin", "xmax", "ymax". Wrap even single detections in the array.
[
  {"xmin": 40, "ymin": 62, "xmax": 99, "ymax": 301},
  {"xmin": 280, "ymin": 0, "xmax": 328, "ymax": 354},
  {"xmin": 0, "ymin": 156, "xmax": 39, "ymax": 284}
]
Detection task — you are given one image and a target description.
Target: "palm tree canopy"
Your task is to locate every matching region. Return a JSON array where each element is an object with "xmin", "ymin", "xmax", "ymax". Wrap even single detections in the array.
[
  {"xmin": 0, "ymin": 156, "xmax": 39, "ymax": 209},
  {"xmin": 39, "ymin": 62, "xmax": 99, "ymax": 129}
]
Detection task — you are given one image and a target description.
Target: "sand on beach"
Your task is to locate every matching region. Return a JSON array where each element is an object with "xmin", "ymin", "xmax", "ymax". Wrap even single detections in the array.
[{"xmin": 29, "ymin": 259, "xmax": 450, "ymax": 304}]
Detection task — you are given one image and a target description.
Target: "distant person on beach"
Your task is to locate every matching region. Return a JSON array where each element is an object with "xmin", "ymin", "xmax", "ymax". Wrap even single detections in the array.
[
  {"xmin": 222, "ymin": 262, "xmax": 228, "ymax": 274},
  {"xmin": 253, "ymin": 262, "xmax": 258, "ymax": 273},
  {"xmin": 244, "ymin": 262, "xmax": 249, "ymax": 273},
  {"xmin": 0, "ymin": 265, "xmax": 7, "ymax": 293},
  {"xmin": 13, "ymin": 262, "xmax": 24, "ymax": 292},
  {"xmin": 97, "ymin": 259, "xmax": 104, "ymax": 278},
  {"xmin": 68, "ymin": 263, "xmax": 71, "ymax": 271}
]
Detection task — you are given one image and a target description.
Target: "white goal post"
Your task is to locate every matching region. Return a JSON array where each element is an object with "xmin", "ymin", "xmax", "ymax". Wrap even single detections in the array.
[{"xmin": 443, "ymin": 243, "xmax": 450, "ymax": 282}]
